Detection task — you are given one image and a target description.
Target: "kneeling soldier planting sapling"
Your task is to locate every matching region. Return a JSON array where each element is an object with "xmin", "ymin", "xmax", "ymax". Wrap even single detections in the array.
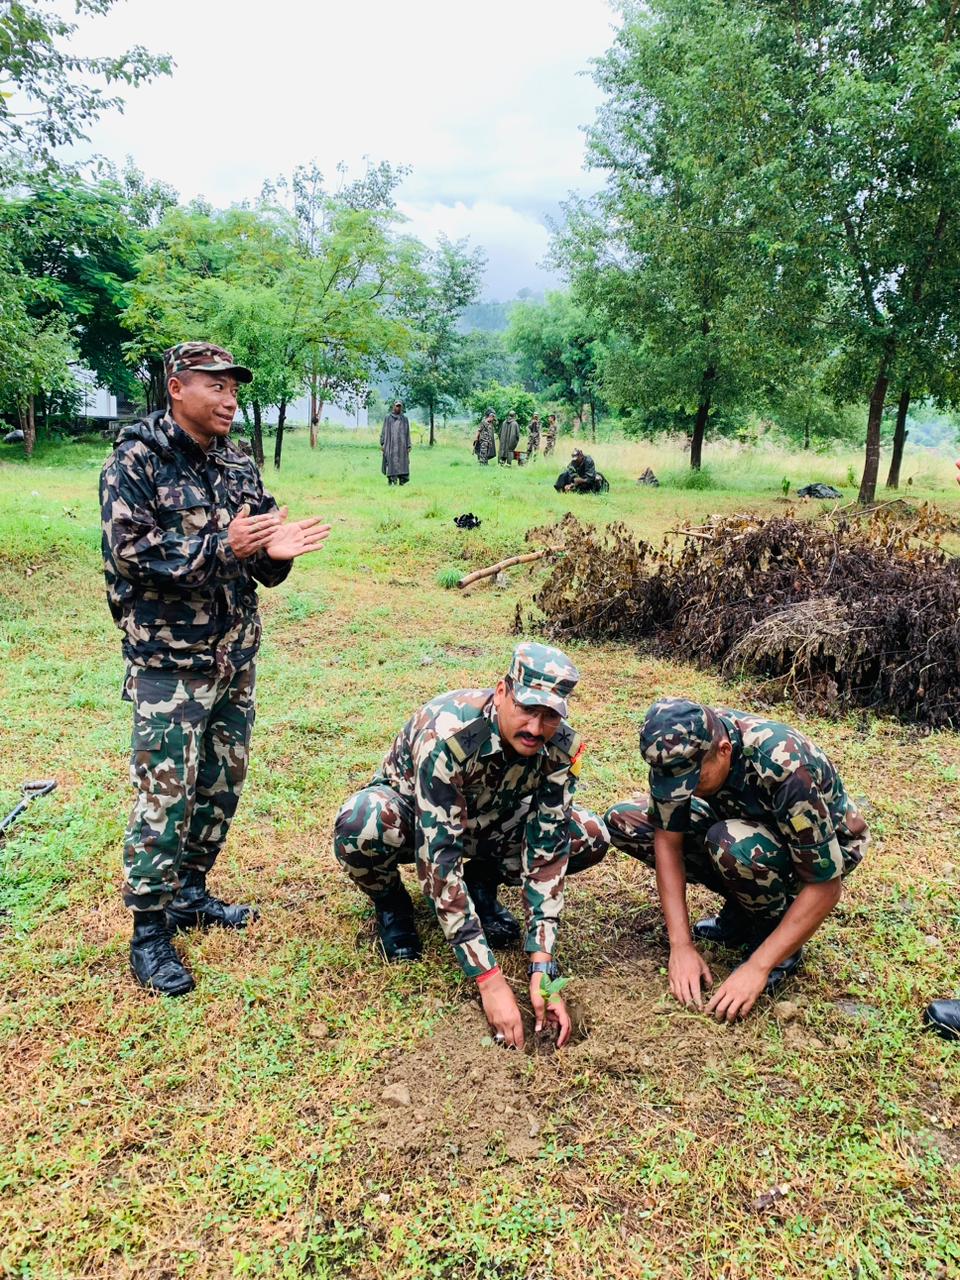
[
  {"xmin": 334, "ymin": 643, "xmax": 609, "ymax": 1048},
  {"xmin": 606, "ymin": 699, "xmax": 869, "ymax": 1021}
]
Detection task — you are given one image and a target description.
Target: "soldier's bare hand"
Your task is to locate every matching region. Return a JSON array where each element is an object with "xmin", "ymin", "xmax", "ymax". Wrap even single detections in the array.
[
  {"xmin": 705, "ymin": 960, "xmax": 766, "ymax": 1022},
  {"xmin": 668, "ymin": 942, "xmax": 713, "ymax": 1010},
  {"xmin": 228, "ymin": 503, "xmax": 285, "ymax": 558},
  {"xmin": 265, "ymin": 516, "xmax": 331, "ymax": 562},
  {"xmin": 480, "ymin": 973, "xmax": 525, "ymax": 1049},
  {"xmin": 531, "ymin": 976, "xmax": 571, "ymax": 1048}
]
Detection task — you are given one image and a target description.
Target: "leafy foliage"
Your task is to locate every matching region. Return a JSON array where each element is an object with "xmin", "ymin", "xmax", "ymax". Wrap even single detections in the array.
[
  {"xmin": 466, "ymin": 382, "xmax": 537, "ymax": 427},
  {"xmin": 398, "ymin": 236, "xmax": 486, "ymax": 442},
  {"xmin": 505, "ymin": 291, "xmax": 604, "ymax": 425},
  {"xmin": 0, "ymin": 0, "xmax": 171, "ymax": 164}
]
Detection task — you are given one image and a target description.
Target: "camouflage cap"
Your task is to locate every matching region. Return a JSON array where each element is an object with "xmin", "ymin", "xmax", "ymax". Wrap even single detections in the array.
[
  {"xmin": 640, "ymin": 698, "xmax": 725, "ymax": 802},
  {"xmin": 507, "ymin": 641, "xmax": 579, "ymax": 718},
  {"xmin": 163, "ymin": 341, "xmax": 252, "ymax": 384}
]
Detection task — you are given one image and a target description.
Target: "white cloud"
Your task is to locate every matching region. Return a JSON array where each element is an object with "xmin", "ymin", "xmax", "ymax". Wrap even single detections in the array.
[
  {"xmin": 56, "ymin": 0, "xmax": 618, "ymax": 296},
  {"xmin": 399, "ymin": 199, "xmax": 558, "ymax": 298}
]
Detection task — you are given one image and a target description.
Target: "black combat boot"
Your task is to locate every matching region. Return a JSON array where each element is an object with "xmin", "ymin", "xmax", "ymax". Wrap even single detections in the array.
[
  {"xmin": 371, "ymin": 882, "xmax": 422, "ymax": 962},
  {"xmin": 692, "ymin": 898, "xmax": 755, "ymax": 949},
  {"xmin": 130, "ymin": 910, "xmax": 195, "ymax": 997},
  {"xmin": 463, "ymin": 860, "xmax": 521, "ymax": 949},
  {"xmin": 762, "ymin": 948, "xmax": 803, "ymax": 994},
  {"xmin": 924, "ymin": 999, "xmax": 960, "ymax": 1041},
  {"xmin": 166, "ymin": 868, "xmax": 260, "ymax": 933}
]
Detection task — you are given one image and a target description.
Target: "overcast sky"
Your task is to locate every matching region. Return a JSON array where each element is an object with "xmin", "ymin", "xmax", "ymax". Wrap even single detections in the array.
[{"xmin": 61, "ymin": 0, "xmax": 619, "ymax": 300}]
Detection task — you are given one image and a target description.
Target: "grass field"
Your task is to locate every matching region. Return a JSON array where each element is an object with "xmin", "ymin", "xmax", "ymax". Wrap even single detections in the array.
[{"xmin": 1, "ymin": 426, "xmax": 959, "ymax": 1280}]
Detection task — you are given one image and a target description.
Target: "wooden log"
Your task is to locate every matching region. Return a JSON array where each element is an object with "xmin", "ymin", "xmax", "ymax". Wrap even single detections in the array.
[{"xmin": 458, "ymin": 547, "xmax": 559, "ymax": 589}]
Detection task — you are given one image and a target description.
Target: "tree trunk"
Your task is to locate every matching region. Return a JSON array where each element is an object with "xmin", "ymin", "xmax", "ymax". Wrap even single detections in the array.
[
  {"xmin": 251, "ymin": 401, "xmax": 265, "ymax": 469},
  {"xmin": 273, "ymin": 399, "xmax": 287, "ymax": 470},
  {"xmin": 429, "ymin": 403, "xmax": 435, "ymax": 447},
  {"xmin": 885, "ymin": 386, "xmax": 910, "ymax": 490},
  {"xmin": 690, "ymin": 399, "xmax": 709, "ymax": 470},
  {"xmin": 803, "ymin": 413, "xmax": 811, "ymax": 450},
  {"xmin": 21, "ymin": 396, "xmax": 36, "ymax": 458},
  {"xmin": 690, "ymin": 364, "xmax": 715, "ymax": 469},
  {"xmin": 589, "ymin": 399, "xmax": 596, "ymax": 440},
  {"xmin": 857, "ymin": 366, "xmax": 890, "ymax": 504},
  {"xmin": 309, "ymin": 374, "xmax": 319, "ymax": 448}
]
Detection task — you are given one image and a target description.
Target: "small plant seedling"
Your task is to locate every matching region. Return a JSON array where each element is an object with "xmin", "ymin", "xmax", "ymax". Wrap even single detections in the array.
[
  {"xmin": 781, "ymin": 475, "xmax": 790, "ymax": 496},
  {"xmin": 436, "ymin": 566, "xmax": 462, "ymax": 589},
  {"xmin": 540, "ymin": 975, "xmax": 571, "ymax": 1002}
]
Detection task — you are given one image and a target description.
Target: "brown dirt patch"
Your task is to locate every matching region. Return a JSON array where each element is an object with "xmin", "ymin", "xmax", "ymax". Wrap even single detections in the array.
[{"xmin": 363, "ymin": 1001, "xmax": 548, "ymax": 1168}]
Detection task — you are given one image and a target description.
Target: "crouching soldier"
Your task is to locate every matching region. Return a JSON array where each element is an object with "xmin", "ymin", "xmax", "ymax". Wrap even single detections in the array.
[
  {"xmin": 605, "ymin": 699, "xmax": 868, "ymax": 1021},
  {"xmin": 334, "ymin": 643, "xmax": 609, "ymax": 1048}
]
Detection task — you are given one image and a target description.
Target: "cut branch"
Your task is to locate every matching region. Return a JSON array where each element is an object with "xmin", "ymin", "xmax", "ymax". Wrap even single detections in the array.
[{"xmin": 458, "ymin": 548, "xmax": 560, "ymax": 589}]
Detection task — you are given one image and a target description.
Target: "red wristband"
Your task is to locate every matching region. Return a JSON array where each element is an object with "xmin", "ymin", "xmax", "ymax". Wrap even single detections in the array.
[{"xmin": 476, "ymin": 965, "xmax": 501, "ymax": 986}]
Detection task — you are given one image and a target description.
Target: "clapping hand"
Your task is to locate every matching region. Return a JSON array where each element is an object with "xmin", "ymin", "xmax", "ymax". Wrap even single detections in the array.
[{"xmin": 265, "ymin": 510, "xmax": 331, "ymax": 561}]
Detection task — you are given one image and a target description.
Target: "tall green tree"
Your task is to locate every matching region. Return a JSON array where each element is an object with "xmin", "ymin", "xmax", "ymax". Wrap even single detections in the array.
[
  {"xmin": 262, "ymin": 161, "xmax": 418, "ymax": 449},
  {"xmin": 752, "ymin": 0, "xmax": 960, "ymax": 502},
  {"xmin": 0, "ymin": 169, "xmax": 155, "ymax": 402},
  {"xmin": 0, "ymin": 0, "xmax": 171, "ymax": 166},
  {"xmin": 506, "ymin": 291, "xmax": 604, "ymax": 436},
  {"xmin": 556, "ymin": 0, "xmax": 820, "ymax": 469},
  {"xmin": 123, "ymin": 205, "xmax": 302, "ymax": 463},
  {"xmin": 399, "ymin": 236, "xmax": 486, "ymax": 445},
  {"xmin": 0, "ymin": 242, "xmax": 75, "ymax": 455}
]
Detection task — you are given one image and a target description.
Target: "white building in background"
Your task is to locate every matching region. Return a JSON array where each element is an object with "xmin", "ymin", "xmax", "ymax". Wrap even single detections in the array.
[
  {"xmin": 258, "ymin": 395, "xmax": 368, "ymax": 429},
  {"xmin": 73, "ymin": 366, "xmax": 368, "ymax": 429},
  {"xmin": 74, "ymin": 367, "xmax": 119, "ymax": 418}
]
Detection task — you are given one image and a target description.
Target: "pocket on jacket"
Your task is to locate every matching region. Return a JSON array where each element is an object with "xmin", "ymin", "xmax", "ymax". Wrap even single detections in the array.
[{"xmin": 156, "ymin": 484, "xmax": 211, "ymax": 537}]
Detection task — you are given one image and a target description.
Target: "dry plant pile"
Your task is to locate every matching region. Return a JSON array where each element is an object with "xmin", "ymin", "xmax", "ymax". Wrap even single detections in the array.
[{"xmin": 524, "ymin": 507, "xmax": 960, "ymax": 727}]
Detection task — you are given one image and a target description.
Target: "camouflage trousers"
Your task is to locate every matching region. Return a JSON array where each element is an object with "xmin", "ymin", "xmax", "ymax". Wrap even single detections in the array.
[
  {"xmin": 334, "ymin": 782, "xmax": 609, "ymax": 897},
  {"xmin": 605, "ymin": 794, "xmax": 863, "ymax": 922},
  {"xmin": 122, "ymin": 661, "xmax": 256, "ymax": 911}
]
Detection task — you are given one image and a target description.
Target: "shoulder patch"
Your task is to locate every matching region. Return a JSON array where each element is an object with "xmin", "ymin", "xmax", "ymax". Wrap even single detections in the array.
[
  {"xmin": 550, "ymin": 721, "xmax": 581, "ymax": 760},
  {"xmin": 446, "ymin": 716, "xmax": 493, "ymax": 763}
]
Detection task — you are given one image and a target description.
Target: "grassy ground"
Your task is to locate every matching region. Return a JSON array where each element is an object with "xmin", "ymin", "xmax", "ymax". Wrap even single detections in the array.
[{"xmin": 1, "ymin": 426, "xmax": 958, "ymax": 1280}]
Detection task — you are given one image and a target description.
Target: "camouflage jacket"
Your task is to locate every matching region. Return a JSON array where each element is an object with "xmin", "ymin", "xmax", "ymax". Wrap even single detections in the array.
[
  {"xmin": 650, "ymin": 710, "xmax": 868, "ymax": 882},
  {"xmin": 373, "ymin": 688, "xmax": 583, "ymax": 976},
  {"xmin": 100, "ymin": 412, "xmax": 290, "ymax": 673}
]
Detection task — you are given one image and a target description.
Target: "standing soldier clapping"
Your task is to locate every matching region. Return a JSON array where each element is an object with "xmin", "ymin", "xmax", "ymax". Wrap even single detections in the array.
[{"xmin": 100, "ymin": 342, "xmax": 331, "ymax": 996}]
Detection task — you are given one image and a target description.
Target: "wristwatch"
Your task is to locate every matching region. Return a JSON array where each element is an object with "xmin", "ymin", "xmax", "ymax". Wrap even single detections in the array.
[{"xmin": 528, "ymin": 960, "xmax": 560, "ymax": 978}]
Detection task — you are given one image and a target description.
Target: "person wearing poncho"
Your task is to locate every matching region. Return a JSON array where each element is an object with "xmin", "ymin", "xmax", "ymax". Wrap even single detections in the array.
[
  {"xmin": 381, "ymin": 401, "xmax": 411, "ymax": 486},
  {"xmin": 498, "ymin": 411, "xmax": 520, "ymax": 465}
]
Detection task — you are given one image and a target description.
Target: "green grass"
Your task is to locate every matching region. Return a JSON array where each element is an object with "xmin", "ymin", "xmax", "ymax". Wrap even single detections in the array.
[{"xmin": 0, "ymin": 426, "xmax": 958, "ymax": 1279}]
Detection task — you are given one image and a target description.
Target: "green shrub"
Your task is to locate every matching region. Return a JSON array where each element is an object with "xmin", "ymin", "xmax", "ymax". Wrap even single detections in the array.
[{"xmin": 663, "ymin": 466, "xmax": 717, "ymax": 490}]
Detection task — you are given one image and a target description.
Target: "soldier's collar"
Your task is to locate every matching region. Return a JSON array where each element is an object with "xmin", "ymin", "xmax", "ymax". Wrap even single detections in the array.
[
  {"xmin": 166, "ymin": 415, "xmax": 212, "ymax": 462},
  {"xmin": 719, "ymin": 714, "xmax": 748, "ymax": 790},
  {"xmin": 165, "ymin": 414, "xmax": 234, "ymax": 467},
  {"xmin": 482, "ymin": 697, "xmax": 506, "ymax": 758}
]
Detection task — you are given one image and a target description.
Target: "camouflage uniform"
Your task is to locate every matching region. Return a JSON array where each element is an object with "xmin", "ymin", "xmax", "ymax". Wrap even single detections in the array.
[
  {"xmin": 474, "ymin": 417, "xmax": 496, "ymax": 465},
  {"xmin": 543, "ymin": 418, "xmax": 558, "ymax": 457},
  {"xmin": 526, "ymin": 416, "xmax": 541, "ymax": 458},
  {"xmin": 605, "ymin": 700, "xmax": 868, "ymax": 924},
  {"xmin": 100, "ymin": 343, "xmax": 289, "ymax": 912},
  {"xmin": 335, "ymin": 645, "xmax": 609, "ymax": 977}
]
